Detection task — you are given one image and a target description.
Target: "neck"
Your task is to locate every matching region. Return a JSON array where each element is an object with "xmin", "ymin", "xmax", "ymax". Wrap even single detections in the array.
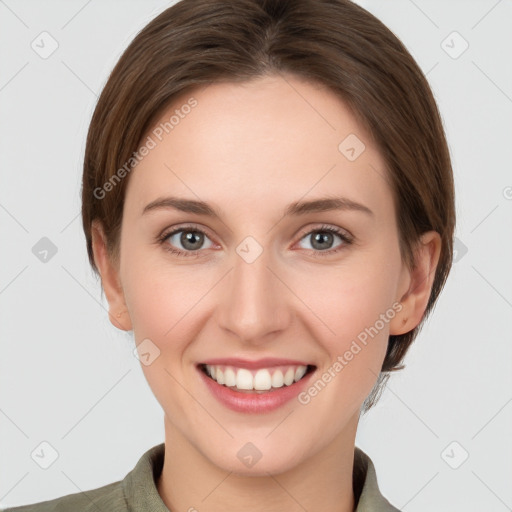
[{"xmin": 157, "ymin": 415, "xmax": 359, "ymax": 512}]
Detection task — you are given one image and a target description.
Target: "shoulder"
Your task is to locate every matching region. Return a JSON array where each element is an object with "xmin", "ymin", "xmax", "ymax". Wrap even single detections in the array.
[
  {"xmin": 1, "ymin": 443, "xmax": 166, "ymax": 512},
  {"xmin": 0, "ymin": 480, "xmax": 128, "ymax": 512},
  {"xmin": 354, "ymin": 446, "xmax": 402, "ymax": 512}
]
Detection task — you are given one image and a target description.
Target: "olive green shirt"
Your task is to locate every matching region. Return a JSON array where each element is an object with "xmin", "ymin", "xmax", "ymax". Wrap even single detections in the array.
[{"xmin": 2, "ymin": 443, "xmax": 401, "ymax": 511}]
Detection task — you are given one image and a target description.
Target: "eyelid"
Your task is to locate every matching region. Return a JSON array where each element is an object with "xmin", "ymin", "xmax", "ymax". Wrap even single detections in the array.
[
  {"xmin": 158, "ymin": 222, "xmax": 354, "ymax": 257},
  {"xmin": 295, "ymin": 223, "xmax": 353, "ymax": 243},
  {"xmin": 159, "ymin": 223, "xmax": 215, "ymax": 240},
  {"xmin": 157, "ymin": 223, "xmax": 219, "ymax": 250}
]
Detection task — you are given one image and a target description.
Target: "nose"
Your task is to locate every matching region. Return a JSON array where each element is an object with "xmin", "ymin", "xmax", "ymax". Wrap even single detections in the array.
[{"xmin": 216, "ymin": 243, "xmax": 292, "ymax": 345}]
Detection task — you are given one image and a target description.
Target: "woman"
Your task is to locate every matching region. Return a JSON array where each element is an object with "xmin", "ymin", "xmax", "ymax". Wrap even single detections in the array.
[{"xmin": 4, "ymin": 0, "xmax": 455, "ymax": 510}]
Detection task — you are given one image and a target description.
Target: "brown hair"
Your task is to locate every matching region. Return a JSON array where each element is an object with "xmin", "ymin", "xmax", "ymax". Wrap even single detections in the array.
[{"xmin": 81, "ymin": 0, "xmax": 455, "ymax": 412}]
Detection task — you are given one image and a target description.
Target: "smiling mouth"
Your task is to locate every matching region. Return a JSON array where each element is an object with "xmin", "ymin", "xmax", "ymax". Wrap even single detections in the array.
[{"xmin": 198, "ymin": 363, "xmax": 316, "ymax": 393}]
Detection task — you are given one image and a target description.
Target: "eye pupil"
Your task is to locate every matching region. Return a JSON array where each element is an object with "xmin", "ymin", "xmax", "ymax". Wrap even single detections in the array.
[
  {"xmin": 181, "ymin": 231, "xmax": 203, "ymax": 250},
  {"xmin": 311, "ymin": 232, "xmax": 333, "ymax": 250}
]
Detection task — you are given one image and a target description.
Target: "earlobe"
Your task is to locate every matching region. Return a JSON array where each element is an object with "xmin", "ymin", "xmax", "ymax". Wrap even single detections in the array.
[
  {"xmin": 108, "ymin": 309, "xmax": 131, "ymax": 331},
  {"xmin": 390, "ymin": 231, "xmax": 442, "ymax": 336},
  {"xmin": 91, "ymin": 220, "xmax": 133, "ymax": 331}
]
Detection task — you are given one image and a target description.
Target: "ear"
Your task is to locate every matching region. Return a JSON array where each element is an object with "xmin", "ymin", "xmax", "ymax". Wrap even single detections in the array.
[
  {"xmin": 91, "ymin": 220, "xmax": 133, "ymax": 331},
  {"xmin": 390, "ymin": 231, "xmax": 442, "ymax": 335}
]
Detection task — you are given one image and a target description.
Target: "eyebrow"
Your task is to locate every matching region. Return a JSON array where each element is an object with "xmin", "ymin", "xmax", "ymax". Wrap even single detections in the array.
[{"xmin": 142, "ymin": 195, "xmax": 374, "ymax": 218}]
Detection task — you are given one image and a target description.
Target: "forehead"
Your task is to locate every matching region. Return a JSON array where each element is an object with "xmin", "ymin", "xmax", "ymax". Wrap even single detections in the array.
[{"xmin": 126, "ymin": 74, "xmax": 392, "ymax": 219}]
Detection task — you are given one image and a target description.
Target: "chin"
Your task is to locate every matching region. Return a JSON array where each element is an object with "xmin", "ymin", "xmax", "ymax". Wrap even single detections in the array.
[{"xmin": 204, "ymin": 439, "xmax": 309, "ymax": 477}]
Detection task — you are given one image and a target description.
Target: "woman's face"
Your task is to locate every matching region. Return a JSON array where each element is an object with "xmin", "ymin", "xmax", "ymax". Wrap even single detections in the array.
[{"xmin": 112, "ymin": 74, "xmax": 414, "ymax": 474}]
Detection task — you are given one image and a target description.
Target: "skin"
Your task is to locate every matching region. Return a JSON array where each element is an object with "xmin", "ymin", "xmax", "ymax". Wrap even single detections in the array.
[{"xmin": 92, "ymin": 73, "xmax": 441, "ymax": 512}]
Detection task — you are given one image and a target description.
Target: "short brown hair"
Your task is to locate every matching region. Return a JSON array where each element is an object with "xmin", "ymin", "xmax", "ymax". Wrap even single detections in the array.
[{"xmin": 81, "ymin": 0, "xmax": 455, "ymax": 411}]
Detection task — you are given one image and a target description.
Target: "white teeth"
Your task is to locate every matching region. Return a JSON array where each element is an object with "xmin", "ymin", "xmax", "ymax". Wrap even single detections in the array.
[
  {"xmin": 271, "ymin": 370, "xmax": 284, "ymax": 388},
  {"xmin": 224, "ymin": 367, "xmax": 236, "ymax": 387},
  {"xmin": 253, "ymin": 369, "xmax": 272, "ymax": 390},
  {"xmin": 203, "ymin": 364, "xmax": 310, "ymax": 391},
  {"xmin": 295, "ymin": 366, "xmax": 307, "ymax": 381},
  {"xmin": 236, "ymin": 369, "xmax": 253, "ymax": 390},
  {"xmin": 283, "ymin": 367, "xmax": 295, "ymax": 386}
]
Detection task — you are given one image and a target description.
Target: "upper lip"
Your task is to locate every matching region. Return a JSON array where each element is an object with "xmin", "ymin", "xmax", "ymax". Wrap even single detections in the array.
[{"xmin": 199, "ymin": 358, "xmax": 314, "ymax": 369}]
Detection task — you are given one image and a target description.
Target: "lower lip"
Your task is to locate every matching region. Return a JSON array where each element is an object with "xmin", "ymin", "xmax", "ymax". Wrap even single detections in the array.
[{"xmin": 198, "ymin": 366, "xmax": 315, "ymax": 414}]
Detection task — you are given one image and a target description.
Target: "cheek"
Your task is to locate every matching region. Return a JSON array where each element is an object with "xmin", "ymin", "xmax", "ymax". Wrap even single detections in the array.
[
  {"xmin": 119, "ymin": 254, "xmax": 208, "ymax": 410},
  {"xmin": 123, "ymin": 265, "xmax": 210, "ymax": 343},
  {"xmin": 293, "ymin": 255, "xmax": 400, "ymax": 344},
  {"xmin": 119, "ymin": 229, "xmax": 209, "ymax": 335},
  {"xmin": 288, "ymin": 251, "xmax": 401, "ymax": 403},
  {"xmin": 122, "ymin": 235, "xmax": 400, "ymax": 352}
]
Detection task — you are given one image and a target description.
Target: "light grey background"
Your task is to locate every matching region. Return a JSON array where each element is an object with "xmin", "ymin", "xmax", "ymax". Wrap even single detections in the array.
[{"xmin": 1, "ymin": 1, "xmax": 511, "ymax": 510}]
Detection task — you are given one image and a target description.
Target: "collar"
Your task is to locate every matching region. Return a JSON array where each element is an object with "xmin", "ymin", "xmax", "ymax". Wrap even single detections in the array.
[
  {"xmin": 353, "ymin": 446, "xmax": 401, "ymax": 511},
  {"xmin": 122, "ymin": 443, "xmax": 400, "ymax": 511}
]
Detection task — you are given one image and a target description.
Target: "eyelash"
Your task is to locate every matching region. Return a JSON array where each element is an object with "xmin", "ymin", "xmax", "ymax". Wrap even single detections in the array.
[{"xmin": 157, "ymin": 224, "xmax": 353, "ymax": 259}]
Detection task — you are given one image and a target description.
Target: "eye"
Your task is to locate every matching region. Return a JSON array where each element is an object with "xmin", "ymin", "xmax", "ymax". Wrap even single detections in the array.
[
  {"xmin": 157, "ymin": 223, "xmax": 353, "ymax": 258},
  {"xmin": 296, "ymin": 225, "xmax": 353, "ymax": 257},
  {"xmin": 158, "ymin": 225, "xmax": 214, "ymax": 257}
]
